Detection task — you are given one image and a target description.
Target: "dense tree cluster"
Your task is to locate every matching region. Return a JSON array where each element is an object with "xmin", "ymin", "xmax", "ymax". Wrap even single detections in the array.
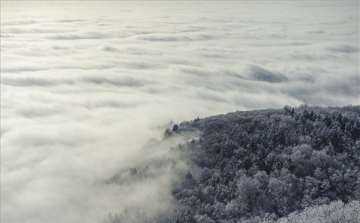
[
  {"xmin": 161, "ymin": 105, "xmax": 360, "ymax": 223},
  {"xmin": 275, "ymin": 200, "xmax": 360, "ymax": 223}
]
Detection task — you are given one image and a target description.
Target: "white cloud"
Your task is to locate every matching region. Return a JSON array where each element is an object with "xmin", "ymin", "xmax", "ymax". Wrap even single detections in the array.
[{"xmin": 1, "ymin": 1, "xmax": 359, "ymax": 223}]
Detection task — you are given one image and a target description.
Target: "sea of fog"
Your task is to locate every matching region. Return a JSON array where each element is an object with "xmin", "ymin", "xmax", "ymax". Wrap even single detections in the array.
[{"xmin": 1, "ymin": 1, "xmax": 359, "ymax": 223}]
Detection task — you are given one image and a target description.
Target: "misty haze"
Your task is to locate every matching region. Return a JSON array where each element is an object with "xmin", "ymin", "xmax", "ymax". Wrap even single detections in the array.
[{"xmin": 1, "ymin": 1, "xmax": 359, "ymax": 223}]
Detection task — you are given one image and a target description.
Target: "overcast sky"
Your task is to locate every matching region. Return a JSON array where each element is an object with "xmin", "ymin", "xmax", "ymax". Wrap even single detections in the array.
[{"xmin": 1, "ymin": 1, "xmax": 359, "ymax": 223}]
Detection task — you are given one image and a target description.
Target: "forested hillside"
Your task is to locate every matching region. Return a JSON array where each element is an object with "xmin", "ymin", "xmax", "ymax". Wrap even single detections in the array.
[
  {"xmin": 161, "ymin": 105, "xmax": 360, "ymax": 223},
  {"xmin": 104, "ymin": 106, "xmax": 360, "ymax": 223}
]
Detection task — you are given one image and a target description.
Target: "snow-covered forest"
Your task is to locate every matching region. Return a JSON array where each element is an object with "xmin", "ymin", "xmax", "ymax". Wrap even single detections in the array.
[{"xmin": 107, "ymin": 105, "xmax": 360, "ymax": 223}]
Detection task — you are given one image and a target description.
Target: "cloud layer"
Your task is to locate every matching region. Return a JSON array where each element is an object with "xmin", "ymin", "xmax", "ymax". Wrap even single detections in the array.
[{"xmin": 1, "ymin": 1, "xmax": 359, "ymax": 223}]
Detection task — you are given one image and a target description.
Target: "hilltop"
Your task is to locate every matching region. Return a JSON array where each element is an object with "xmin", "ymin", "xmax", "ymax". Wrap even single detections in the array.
[
  {"xmin": 106, "ymin": 105, "xmax": 360, "ymax": 223},
  {"xmin": 162, "ymin": 105, "xmax": 360, "ymax": 223}
]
